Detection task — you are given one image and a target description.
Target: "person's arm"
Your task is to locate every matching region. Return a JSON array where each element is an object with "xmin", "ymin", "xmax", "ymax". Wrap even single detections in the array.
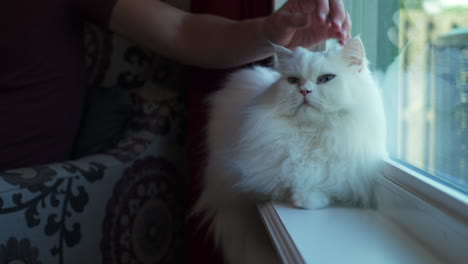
[
  {"xmin": 109, "ymin": 0, "xmax": 350, "ymax": 68},
  {"xmin": 110, "ymin": 0, "xmax": 270, "ymax": 68}
]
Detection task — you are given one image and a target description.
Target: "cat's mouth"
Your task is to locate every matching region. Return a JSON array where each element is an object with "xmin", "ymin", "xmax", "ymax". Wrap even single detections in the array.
[
  {"xmin": 301, "ymin": 99, "xmax": 320, "ymax": 111},
  {"xmin": 292, "ymin": 100, "xmax": 321, "ymax": 118}
]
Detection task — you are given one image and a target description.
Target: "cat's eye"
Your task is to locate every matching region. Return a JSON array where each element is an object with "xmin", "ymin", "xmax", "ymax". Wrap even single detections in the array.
[
  {"xmin": 317, "ymin": 74, "xmax": 336, "ymax": 84},
  {"xmin": 287, "ymin": 76, "xmax": 301, "ymax": 85}
]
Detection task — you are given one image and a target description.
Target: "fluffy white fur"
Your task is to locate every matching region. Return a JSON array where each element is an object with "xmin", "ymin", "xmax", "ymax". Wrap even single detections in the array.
[{"xmin": 195, "ymin": 38, "xmax": 387, "ymax": 264}]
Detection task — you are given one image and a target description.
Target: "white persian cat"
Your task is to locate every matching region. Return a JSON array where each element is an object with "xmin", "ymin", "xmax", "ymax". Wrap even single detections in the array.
[{"xmin": 195, "ymin": 37, "xmax": 387, "ymax": 264}]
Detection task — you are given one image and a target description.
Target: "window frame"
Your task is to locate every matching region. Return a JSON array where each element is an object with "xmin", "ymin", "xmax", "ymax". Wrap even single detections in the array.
[{"xmin": 377, "ymin": 159, "xmax": 468, "ymax": 263}]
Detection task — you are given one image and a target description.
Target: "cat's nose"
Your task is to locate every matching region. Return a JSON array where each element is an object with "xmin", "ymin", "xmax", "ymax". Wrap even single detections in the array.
[{"xmin": 300, "ymin": 89, "xmax": 311, "ymax": 96}]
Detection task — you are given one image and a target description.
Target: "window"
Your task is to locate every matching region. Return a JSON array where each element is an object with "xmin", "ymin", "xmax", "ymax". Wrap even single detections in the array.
[
  {"xmin": 346, "ymin": 2, "xmax": 468, "ymax": 260},
  {"xmin": 344, "ymin": 0, "xmax": 468, "ymax": 193}
]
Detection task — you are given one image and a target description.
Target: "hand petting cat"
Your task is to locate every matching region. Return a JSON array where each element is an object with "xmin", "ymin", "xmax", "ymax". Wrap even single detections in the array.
[
  {"xmin": 110, "ymin": 0, "xmax": 352, "ymax": 68},
  {"xmin": 264, "ymin": 0, "xmax": 351, "ymax": 49}
]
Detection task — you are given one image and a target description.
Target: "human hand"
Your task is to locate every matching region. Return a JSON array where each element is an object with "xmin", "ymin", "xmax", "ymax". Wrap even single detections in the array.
[{"xmin": 263, "ymin": 0, "xmax": 351, "ymax": 49}]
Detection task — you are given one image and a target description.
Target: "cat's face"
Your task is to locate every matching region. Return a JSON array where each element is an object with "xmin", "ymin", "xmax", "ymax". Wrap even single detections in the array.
[{"xmin": 266, "ymin": 38, "xmax": 368, "ymax": 124}]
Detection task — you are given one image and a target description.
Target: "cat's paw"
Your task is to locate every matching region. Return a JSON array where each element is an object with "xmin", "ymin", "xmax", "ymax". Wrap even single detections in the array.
[{"xmin": 291, "ymin": 191, "xmax": 330, "ymax": 210}]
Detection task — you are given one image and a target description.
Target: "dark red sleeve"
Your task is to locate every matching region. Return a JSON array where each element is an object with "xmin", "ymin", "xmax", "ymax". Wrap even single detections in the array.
[{"xmin": 71, "ymin": 0, "xmax": 118, "ymax": 26}]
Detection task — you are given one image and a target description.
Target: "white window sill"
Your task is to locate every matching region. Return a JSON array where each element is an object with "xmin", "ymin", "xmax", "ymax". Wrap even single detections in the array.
[
  {"xmin": 259, "ymin": 202, "xmax": 441, "ymax": 264},
  {"xmin": 258, "ymin": 161, "xmax": 468, "ymax": 264}
]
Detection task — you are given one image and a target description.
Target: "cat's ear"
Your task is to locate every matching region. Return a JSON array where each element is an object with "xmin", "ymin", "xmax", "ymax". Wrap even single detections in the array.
[
  {"xmin": 270, "ymin": 42, "xmax": 294, "ymax": 70},
  {"xmin": 270, "ymin": 42, "xmax": 294, "ymax": 58},
  {"xmin": 341, "ymin": 37, "xmax": 366, "ymax": 72}
]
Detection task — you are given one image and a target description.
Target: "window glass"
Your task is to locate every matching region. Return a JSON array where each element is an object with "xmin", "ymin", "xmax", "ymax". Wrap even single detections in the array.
[{"xmin": 343, "ymin": 0, "xmax": 468, "ymax": 192}]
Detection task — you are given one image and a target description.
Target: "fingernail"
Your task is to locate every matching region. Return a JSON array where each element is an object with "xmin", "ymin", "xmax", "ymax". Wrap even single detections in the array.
[
  {"xmin": 342, "ymin": 29, "xmax": 348, "ymax": 38},
  {"xmin": 319, "ymin": 12, "xmax": 326, "ymax": 23},
  {"xmin": 333, "ymin": 18, "xmax": 342, "ymax": 29}
]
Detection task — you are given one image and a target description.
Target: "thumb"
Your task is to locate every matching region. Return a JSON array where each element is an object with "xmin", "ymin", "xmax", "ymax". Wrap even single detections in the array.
[{"xmin": 273, "ymin": 11, "xmax": 310, "ymax": 29}]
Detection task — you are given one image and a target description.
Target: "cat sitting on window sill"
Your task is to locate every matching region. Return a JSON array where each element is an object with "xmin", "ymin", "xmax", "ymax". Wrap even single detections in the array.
[{"xmin": 195, "ymin": 37, "xmax": 386, "ymax": 264}]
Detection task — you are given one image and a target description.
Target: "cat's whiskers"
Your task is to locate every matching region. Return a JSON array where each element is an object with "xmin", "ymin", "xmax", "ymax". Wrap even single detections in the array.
[
  {"xmin": 309, "ymin": 96, "xmax": 346, "ymax": 127},
  {"xmin": 267, "ymin": 97, "xmax": 296, "ymax": 117},
  {"xmin": 310, "ymin": 96, "xmax": 328, "ymax": 111},
  {"xmin": 324, "ymin": 111, "xmax": 347, "ymax": 131},
  {"xmin": 250, "ymin": 97, "xmax": 292, "ymax": 132}
]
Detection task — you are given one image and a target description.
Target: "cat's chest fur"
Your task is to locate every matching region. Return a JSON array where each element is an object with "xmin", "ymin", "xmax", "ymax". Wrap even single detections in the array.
[
  {"xmin": 229, "ymin": 104, "xmax": 382, "ymax": 205},
  {"xmin": 234, "ymin": 116, "xmax": 359, "ymax": 187},
  {"xmin": 273, "ymin": 126, "xmax": 335, "ymax": 165},
  {"xmin": 238, "ymin": 114, "xmax": 353, "ymax": 162}
]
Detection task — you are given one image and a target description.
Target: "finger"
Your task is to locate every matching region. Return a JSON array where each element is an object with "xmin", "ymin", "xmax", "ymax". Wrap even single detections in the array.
[
  {"xmin": 324, "ymin": 22, "xmax": 346, "ymax": 46},
  {"xmin": 274, "ymin": 11, "xmax": 310, "ymax": 29},
  {"xmin": 341, "ymin": 11, "xmax": 352, "ymax": 34},
  {"xmin": 337, "ymin": 32, "xmax": 346, "ymax": 45},
  {"xmin": 314, "ymin": 0, "xmax": 330, "ymax": 23},
  {"xmin": 329, "ymin": 0, "xmax": 346, "ymax": 30},
  {"xmin": 337, "ymin": 29, "xmax": 351, "ymax": 45},
  {"xmin": 339, "ymin": 11, "xmax": 351, "ymax": 42}
]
